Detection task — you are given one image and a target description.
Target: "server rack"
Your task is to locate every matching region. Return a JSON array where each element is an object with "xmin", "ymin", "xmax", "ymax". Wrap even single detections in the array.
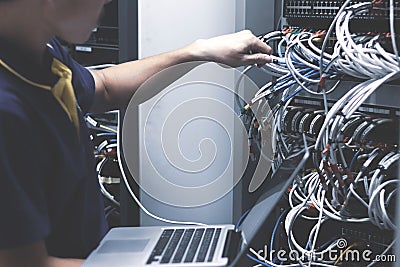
[{"xmin": 235, "ymin": 1, "xmax": 400, "ymax": 266}]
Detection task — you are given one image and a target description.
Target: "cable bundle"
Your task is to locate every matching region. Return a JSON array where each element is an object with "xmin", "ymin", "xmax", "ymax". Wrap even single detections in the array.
[
  {"xmin": 87, "ymin": 113, "xmax": 121, "ymax": 223},
  {"xmin": 242, "ymin": 1, "xmax": 399, "ymax": 266}
]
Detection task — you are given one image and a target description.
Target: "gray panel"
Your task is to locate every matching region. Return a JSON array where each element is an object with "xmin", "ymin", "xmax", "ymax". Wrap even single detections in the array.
[
  {"xmin": 298, "ymin": 81, "xmax": 400, "ymax": 109},
  {"xmin": 397, "ymin": 129, "xmax": 400, "ymax": 266},
  {"xmin": 118, "ymin": 0, "xmax": 138, "ymax": 62},
  {"xmin": 245, "ymin": 0, "xmax": 276, "ymax": 36}
]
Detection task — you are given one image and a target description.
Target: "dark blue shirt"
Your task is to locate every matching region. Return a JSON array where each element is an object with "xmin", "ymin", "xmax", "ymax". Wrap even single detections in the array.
[{"xmin": 0, "ymin": 38, "xmax": 108, "ymax": 258}]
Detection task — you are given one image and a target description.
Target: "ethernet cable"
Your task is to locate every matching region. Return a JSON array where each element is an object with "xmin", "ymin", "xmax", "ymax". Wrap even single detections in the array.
[{"xmin": 115, "ymin": 111, "xmax": 206, "ymax": 226}]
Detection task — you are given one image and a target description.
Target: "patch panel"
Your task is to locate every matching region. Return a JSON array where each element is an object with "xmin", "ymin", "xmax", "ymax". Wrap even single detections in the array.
[
  {"xmin": 283, "ymin": 0, "xmax": 400, "ymax": 30},
  {"xmin": 284, "ymin": 0, "xmax": 400, "ymax": 18}
]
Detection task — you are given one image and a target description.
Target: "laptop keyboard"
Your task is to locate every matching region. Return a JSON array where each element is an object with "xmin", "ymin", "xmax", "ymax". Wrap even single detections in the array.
[{"xmin": 146, "ymin": 228, "xmax": 222, "ymax": 265}]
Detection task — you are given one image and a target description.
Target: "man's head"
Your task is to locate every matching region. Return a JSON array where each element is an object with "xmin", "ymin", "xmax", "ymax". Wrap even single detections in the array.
[
  {"xmin": 43, "ymin": 0, "xmax": 113, "ymax": 44},
  {"xmin": 0, "ymin": 0, "xmax": 112, "ymax": 45}
]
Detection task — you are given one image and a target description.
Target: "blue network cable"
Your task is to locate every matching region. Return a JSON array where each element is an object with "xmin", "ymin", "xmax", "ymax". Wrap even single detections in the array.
[
  {"xmin": 273, "ymin": 80, "xmax": 298, "ymax": 92},
  {"xmin": 283, "ymin": 87, "xmax": 304, "ymax": 103},
  {"xmin": 276, "ymin": 73, "xmax": 293, "ymax": 83},
  {"xmin": 349, "ymin": 150, "xmax": 361, "ymax": 171},
  {"xmin": 96, "ymin": 132, "xmax": 117, "ymax": 137},
  {"xmin": 274, "ymin": 69, "xmax": 316, "ymax": 94},
  {"xmin": 235, "ymin": 209, "xmax": 251, "ymax": 231},
  {"xmin": 270, "ymin": 210, "xmax": 288, "ymax": 263},
  {"xmin": 306, "ymin": 238, "xmax": 336, "ymax": 251}
]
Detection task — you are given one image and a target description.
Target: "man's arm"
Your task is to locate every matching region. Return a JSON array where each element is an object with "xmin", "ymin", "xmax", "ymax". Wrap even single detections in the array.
[
  {"xmin": 90, "ymin": 30, "xmax": 272, "ymax": 113},
  {"xmin": 0, "ymin": 241, "xmax": 83, "ymax": 267}
]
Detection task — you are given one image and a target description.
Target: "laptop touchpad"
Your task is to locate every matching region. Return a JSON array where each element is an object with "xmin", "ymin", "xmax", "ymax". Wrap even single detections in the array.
[{"xmin": 98, "ymin": 239, "xmax": 150, "ymax": 253}]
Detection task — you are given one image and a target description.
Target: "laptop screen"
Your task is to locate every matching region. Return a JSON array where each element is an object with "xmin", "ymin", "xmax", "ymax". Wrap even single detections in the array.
[{"xmin": 231, "ymin": 144, "xmax": 309, "ymax": 266}]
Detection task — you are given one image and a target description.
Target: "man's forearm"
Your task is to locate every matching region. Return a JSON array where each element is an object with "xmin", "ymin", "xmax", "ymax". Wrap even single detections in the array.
[
  {"xmin": 47, "ymin": 256, "xmax": 84, "ymax": 267},
  {"xmin": 90, "ymin": 43, "xmax": 198, "ymax": 112}
]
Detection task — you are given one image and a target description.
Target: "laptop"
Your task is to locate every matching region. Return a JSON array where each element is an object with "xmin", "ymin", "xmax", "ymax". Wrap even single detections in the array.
[{"xmin": 83, "ymin": 139, "xmax": 309, "ymax": 267}]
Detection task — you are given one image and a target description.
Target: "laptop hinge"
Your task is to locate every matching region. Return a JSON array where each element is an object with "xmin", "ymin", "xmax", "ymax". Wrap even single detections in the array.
[{"xmin": 222, "ymin": 230, "xmax": 242, "ymax": 263}]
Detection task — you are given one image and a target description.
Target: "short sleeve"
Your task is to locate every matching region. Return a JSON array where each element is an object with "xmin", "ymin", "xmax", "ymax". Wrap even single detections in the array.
[
  {"xmin": 0, "ymin": 105, "xmax": 50, "ymax": 249},
  {"xmin": 48, "ymin": 38, "xmax": 96, "ymax": 114}
]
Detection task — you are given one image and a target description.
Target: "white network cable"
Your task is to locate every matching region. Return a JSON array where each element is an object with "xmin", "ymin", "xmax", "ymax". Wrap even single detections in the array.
[{"xmin": 115, "ymin": 110, "xmax": 206, "ymax": 226}]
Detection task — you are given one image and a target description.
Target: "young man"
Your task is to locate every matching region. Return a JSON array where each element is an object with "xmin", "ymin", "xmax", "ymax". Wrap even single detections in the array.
[{"xmin": 0, "ymin": 0, "xmax": 272, "ymax": 266}]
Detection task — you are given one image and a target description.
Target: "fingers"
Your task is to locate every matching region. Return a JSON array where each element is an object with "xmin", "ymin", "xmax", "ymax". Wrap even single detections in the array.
[
  {"xmin": 240, "ymin": 29, "xmax": 272, "ymax": 55},
  {"xmin": 238, "ymin": 30, "xmax": 272, "ymax": 66},
  {"xmin": 242, "ymin": 53, "xmax": 273, "ymax": 67},
  {"xmin": 193, "ymin": 29, "xmax": 274, "ymax": 67},
  {"xmin": 251, "ymin": 37, "xmax": 272, "ymax": 55}
]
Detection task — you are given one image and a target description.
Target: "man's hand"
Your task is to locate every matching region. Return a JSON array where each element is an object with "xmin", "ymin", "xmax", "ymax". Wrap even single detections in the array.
[{"xmin": 189, "ymin": 30, "xmax": 272, "ymax": 67}]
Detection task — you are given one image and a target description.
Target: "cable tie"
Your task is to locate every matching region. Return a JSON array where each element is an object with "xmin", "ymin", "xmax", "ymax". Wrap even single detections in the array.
[
  {"xmin": 317, "ymin": 75, "xmax": 326, "ymax": 93},
  {"xmin": 86, "ymin": 116, "xmax": 100, "ymax": 128},
  {"xmin": 322, "ymin": 144, "xmax": 331, "ymax": 154}
]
